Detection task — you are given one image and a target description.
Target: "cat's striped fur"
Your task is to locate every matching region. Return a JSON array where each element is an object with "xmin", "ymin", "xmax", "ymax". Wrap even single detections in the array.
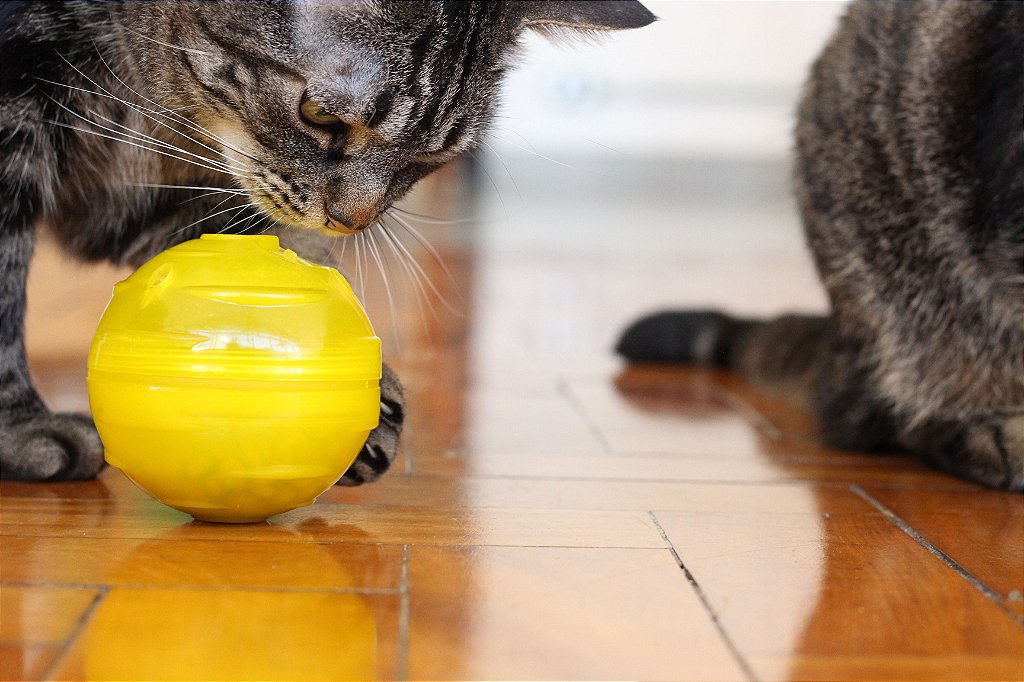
[
  {"xmin": 618, "ymin": 1, "xmax": 1023, "ymax": 491},
  {"xmin": 0, "ymin": 0, "xmax": 654, "ymax": 482}
]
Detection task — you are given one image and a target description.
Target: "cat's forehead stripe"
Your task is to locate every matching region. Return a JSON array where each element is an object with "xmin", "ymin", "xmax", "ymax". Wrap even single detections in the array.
[{"xmin": 410, "ymin": 6, "xmax": 486, "ymax": 149}]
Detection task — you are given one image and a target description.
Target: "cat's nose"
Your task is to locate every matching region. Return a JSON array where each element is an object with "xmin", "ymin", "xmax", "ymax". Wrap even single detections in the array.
[
  {"xmin": 324, "ymin": 164, "xmax": 388, "ymax": 234},
  {"xmin": 325, "ymin": 200, "xmax": 378, "ymax": 235}
]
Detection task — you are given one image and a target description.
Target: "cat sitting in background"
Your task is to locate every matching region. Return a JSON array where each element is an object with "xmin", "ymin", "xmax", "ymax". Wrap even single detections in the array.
[
  {"xmin": 618, "ymin": 1, "xmax": 1023, "ymax": 491},
  {"xmin": 0, "ymin": 0, "xmax": 654, "ymax": 483}
]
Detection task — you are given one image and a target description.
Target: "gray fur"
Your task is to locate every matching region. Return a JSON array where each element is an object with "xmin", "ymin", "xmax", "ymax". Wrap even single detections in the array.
[
  {"xmin": 618, "ymin": 1, "xmax": 1023, "ymax": 491},
  {"xmin": 0, "ymin": 0, "xmax": 654, "ymax": 482}
]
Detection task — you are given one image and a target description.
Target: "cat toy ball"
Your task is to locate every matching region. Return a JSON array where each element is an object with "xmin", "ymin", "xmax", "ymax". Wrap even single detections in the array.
[{"xmin": 87, "ymin": 234, "xmax": 381, "ymax": 523}]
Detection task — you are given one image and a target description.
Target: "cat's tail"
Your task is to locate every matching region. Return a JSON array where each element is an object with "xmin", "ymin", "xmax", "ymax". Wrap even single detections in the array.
[{"xmin": 615, "ymin": 310, "xmax": 832, "ymax": 409}]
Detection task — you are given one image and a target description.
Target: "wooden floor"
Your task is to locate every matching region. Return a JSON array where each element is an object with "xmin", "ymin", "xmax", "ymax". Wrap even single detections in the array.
[{"xmin": 2, "ymin": 160, "xmax": 1023, "ymax": 681}]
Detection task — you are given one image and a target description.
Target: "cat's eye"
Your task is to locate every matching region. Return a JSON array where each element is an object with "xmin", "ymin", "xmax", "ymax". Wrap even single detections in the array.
[{"xmin": 299, "ymin": 96, "xmax": 342, "ymax": 127}]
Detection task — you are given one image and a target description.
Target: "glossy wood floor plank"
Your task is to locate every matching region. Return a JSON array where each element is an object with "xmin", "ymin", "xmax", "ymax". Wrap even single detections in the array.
[
  {"xmin": 406, "ymin": 545, "xmax": 746, "ymax": 681},
  {"xmin": 1, "ymin": 535, "xmax": 403, "ymax": 591},
  {"xmin": 861, "ymin": 486, "xmax": 1024, "ymax": 615},
  {"xmin": 654, "ymin": 486, "xmax": 1024, "ymax": 681},
  {"xmin": 329, "ymin": 473, "xmax": 868, "ymax": 514},
  {"xmin": 413, "ymin": 449, "xmax": 983, "ymax": 488},
  {"xmin": 5, "ymin": 162, "xmax": 1022, "ymax": 680},
  {"xmin": 1, "ymin": 495, "xmax": 665, "ymax": 549}
]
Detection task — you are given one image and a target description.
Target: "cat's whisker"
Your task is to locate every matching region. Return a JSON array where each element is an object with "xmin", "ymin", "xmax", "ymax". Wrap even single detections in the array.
[
  {"xmin": 41, "ymin": 91, "xmax": 226, "ymax": 171},
  {"xmin": 381, "ymin": 215, "xmax": 461, "ymax": 316},
  {"xmin": 213, "ymin": 204, "xmax": 253, "ymax": 234},
  {"xmin": 236, "ymin": 211, "xmax": 263, "ymax": 234},
  {"xmin": 365, "ymin": 226, "xmax": 402, "ymax": 353},
  {"xmin": 493, "ymin": 124, "xmax": 539, "ymax": 154},
  {"xmin": 390, "ymin": 206, "xmax": 476, "ymax": 225},
  {"xmin": 123, "ymin": 183, "xmax": 271, "ymax": 208},
  {"xmin": 169, "ymin": 193, "xmax": 243, "ymax": 238},
  {"xmin": 386, "ymin": 210, "xmax": 462, "ymax": 296},
  {"xmin": 483, "ymin": 133, "xmax": 577, "ymax": 170},
  {"xmin": 44, "ymin": 119, "xmax": 242, "ymax": 178},
  {"xmin": 178, "ymin": 189, "xmax": 245, "ymax": 206},
  {"xmin": 479, "ymin": 139, "xmax": 524, "ymax": 208},
  {"xmin": 119, "ymin": 24, "xmax": 215, "ymax": 57},
  {"xmin": 91, "ymin": 43, "xmax": 264, "ymax": 163},
  {"xmin": 484, "ymin": 132, "xmax": 621, "ymax": 180},
  {"xmin": 218, "ymin": 203, "xmax": 263, "ymax": 234},
  {"xmin": 51, "ymin": 56, "xmax": 255, "ymax": 171},
  {"xmin": 41, "ymin": 85, "xmax": 250, "ymax": 180},
  {"xmin": 354, "ymin": 232, "xmax": 367, "ymax": 304},
  {"xmin": 467, "ymin": 149, "xmax": 511, "ymax": 229},
  {"xmin": 338, "ymin": 230, "xmax": 350, "ymax": 264},
  {"xmin": 169, "ymin": 197, "xmax": 253, "ymax": 238},
  {"xmin": 378, "ymin": 218, "xmax": 433, "ymax": 331},
  {"xmin": 91, "ymin": 47, "xmax": 262, "ymax": 164},
  {"xmin": 258, "ymin": 214, "xmax": 284, "ymax": 236},
  {"xmin": 47, "ymin": 56, "xmax": 256, "ymax": 171},
  {"xmin": 95, "ymin": 108, "xmax": 251, "ymax": 176},
  {"xmin": 51, "ymin": 97, "xmax": 251, "ymax": 177},
  {"xmin": 76, "ymin": 101, "xmax": 246, "ymax": 171},
  {"xmin": 124, "ymin": 182, "xmax": 251, "ymax": 193},
  {"xmin": 325, "ymin": 231, "xmax": 340, "ymax": 264}
]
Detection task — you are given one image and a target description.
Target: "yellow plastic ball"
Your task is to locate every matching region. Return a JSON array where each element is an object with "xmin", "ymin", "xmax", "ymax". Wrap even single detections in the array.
[{"xmin": 87, "ymin": 234, "xmax": 381, "ymax": 523}]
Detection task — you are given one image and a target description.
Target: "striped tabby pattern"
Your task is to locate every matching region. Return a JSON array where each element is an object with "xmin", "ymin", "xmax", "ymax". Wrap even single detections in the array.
[
  {"xmin": 618, "ymin": 0, "xmax": 1023, "ymax": 491},
  {"xmin": 0, "ymin": 0, "xmax": 654, "ymax": 482}
]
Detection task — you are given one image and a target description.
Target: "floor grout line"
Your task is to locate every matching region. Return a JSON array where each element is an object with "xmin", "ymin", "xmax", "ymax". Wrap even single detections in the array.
[
  {"xmin": 647, "ymin": 510, "xmax": 759, "ymax": 682},
  {"xmin": 850, "ymin": 484, "xmax": 1024, "ymax": 627},
  {"xmin": 39, "ymin": 585, "xmax": 108, "ymax": 681}
]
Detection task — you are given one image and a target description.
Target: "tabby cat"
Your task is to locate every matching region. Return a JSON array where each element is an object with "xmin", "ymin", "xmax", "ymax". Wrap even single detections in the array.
[
  {"xmin": 618, "ymin": 0, "xmax": 1023, "ymax": 491},
  {"xmin": 0, "ymin": 0, "xmax": 654, "ymax": 482}
]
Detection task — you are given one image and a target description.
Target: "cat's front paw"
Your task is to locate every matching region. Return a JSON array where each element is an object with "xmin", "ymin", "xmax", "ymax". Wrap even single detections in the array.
[
  {"xmin": 337, "ymin": 365, "xmax": 405, "ymax": 486},
  {"xmin": 0, "ymin": 412, "xmax": 105, "ymax": 481}
]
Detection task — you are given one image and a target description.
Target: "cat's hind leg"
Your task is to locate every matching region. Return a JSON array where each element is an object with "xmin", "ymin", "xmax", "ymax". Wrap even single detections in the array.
[
  {"xmin": 617, "ymin": 309, "xmax": 1023, "ymax": 490},
  {"xmin": 899, "ymin": 412, "xmax": 1023, "ymax": 491},
  {"xmin": 0, "ymin": 200, "xmax": 104, "ymax": 481},
  {"xmin": 812, "ymin": 330, "xmax": 1022, "ymax": 490}
]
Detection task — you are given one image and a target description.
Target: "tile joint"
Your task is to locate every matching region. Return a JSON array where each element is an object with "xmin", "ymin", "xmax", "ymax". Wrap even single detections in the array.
[
  {"xmin": 850, "ymin": 484, "xmax": 1024, "ymax": 628},
  {"xmin": 39, "ymin": 585, "xmax": 108, "ymax": 680},
  {"xmin": 647, "ymin": 511, "xmax": 760, "ymax": 682}
]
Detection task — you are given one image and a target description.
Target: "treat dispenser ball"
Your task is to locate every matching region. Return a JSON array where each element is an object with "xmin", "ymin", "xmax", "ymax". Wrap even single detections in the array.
[{"xmin": 87, "ymin": 234, "xmax": 381, "ymax": 523}]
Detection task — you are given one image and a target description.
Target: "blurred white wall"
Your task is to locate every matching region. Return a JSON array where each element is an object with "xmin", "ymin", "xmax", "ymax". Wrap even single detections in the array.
[{"xmin": 488, "ymin": 1, "xmax": 849, "ymax": 161}]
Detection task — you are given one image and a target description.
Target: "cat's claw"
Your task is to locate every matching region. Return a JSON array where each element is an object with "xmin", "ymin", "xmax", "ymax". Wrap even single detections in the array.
[
  {"xmin": 337, "ymin": 365, "xmax": 405, "ymax": 486},
  {"xmin": 0, "ymin": 412, "xmax": 105, "ymax": 481}
]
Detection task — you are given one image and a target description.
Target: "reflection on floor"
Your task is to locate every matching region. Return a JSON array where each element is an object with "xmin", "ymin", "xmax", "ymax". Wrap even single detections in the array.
[{"xmin": 3, "ymin": 160, "xmax": 1022, "ymax": 681}]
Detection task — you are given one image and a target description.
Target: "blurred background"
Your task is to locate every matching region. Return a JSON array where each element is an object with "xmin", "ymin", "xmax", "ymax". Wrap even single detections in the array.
[
  {"xmin": 455, "ymin": 0, "xmax": 846, "ymax": 380},
  {"xmin": 492, "ymin": 0, "xmax": 845, "ymax": 160},
  {"xmin": 27, "ymin": 0, "xmax": 849, "ymax": 404}
]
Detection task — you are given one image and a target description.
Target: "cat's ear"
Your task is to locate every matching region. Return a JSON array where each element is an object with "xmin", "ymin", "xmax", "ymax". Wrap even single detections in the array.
[{"xmin": 519, "ymin": 0, "xmax": 656, "ymax": 33}]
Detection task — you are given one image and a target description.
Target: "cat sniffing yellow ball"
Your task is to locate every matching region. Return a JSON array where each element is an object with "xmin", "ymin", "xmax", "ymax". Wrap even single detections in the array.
[{"xmin": 87, "ymin": 234, "xmax": 381, "ymax": 523}]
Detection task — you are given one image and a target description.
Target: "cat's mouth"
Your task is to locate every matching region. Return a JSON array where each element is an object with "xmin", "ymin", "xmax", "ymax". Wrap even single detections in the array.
[{"xmin": 324, "ymin": 216, "xmax": 360, "ymax": 235}]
